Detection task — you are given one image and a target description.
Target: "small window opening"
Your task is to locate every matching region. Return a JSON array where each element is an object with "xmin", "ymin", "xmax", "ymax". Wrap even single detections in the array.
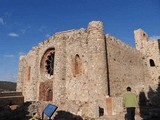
[
  {"xmin": 27, "ymin": 66, "xmax": 31, "ymax": 80},
  {"xmin": 99, "ymin": 107, "xmax": 104, "ymax": 117},
  {"xmin": 143, "ymin": 33, "xmax": 146, "ymax": 37},
  {"xmin": 142, "ymin": 33, "xmax": 148, "ymax": 41},
  {"xmin": 75, "ymin": 54, "xmax": 80, "ymax": 74},
  {"xmin": 73, "ymin": 54, "xmax": 82, "ymax": 77},
  {"xmin": 149, "ymin": 59, "xmax": 155, "ymax": 67}
]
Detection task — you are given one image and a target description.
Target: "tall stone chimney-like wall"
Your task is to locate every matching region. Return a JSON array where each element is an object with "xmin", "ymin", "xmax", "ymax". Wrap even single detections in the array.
[{"xmin": 87, "ymin": 21, "xmax": 108, "ymax": 118}]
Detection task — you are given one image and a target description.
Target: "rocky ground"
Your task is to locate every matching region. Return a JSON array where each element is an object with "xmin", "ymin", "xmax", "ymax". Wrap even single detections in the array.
[
  {"xmin": 0, "ymin": 101, "xmax": 84, "ymax": 120},
  {"xmin": 0, "ymin": 102, "xmax": 32, "ymax": 120},
  {"xmin": 0, "ymin": 101, "xmax": 160, "ymax": 120}
]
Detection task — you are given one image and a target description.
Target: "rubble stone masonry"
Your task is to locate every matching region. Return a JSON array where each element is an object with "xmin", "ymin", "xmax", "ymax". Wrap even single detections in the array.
[{"xmin": 17, "ymin": 21, "xmax": 160, "ymax": 119}]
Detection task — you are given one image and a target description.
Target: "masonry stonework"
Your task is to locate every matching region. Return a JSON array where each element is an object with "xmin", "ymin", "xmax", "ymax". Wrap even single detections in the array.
[{"xmin": 17, "ymin": 21, "xmax": 160, "ymax": 119}]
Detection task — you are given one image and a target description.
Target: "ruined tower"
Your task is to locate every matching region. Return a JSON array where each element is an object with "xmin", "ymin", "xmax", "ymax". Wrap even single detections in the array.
[
  {"xmin": 134, "ymin": 29, "xmax": 160, "ymax": 84},
  {"xmin": 86, "ymin": 21, "xmax": 108, "ymax": 118},
  {"xmin": 134, "ymin": 29, "xmax": 148, "ymax": 53}
]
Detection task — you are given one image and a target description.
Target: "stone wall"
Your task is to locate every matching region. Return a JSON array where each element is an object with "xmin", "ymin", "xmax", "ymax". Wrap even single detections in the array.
[
  {"xmin": 17, "ymin": 21, "xmax": 160, "ymax": 119},
  {"xmin": 134, "ymin": 29, "xmax": 160, "ymax": 84},
  {"xmin": 17, "ymin": 21, "xmax": 109, "ymax": 118},
  {"xmin": 106, "ymin": 34, "xmax": 147, "ymax": 97}
]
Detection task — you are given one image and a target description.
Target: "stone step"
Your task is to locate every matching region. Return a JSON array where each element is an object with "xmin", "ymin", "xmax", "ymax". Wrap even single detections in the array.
[
  {"xmin": 0, "ymin": 91, "xmax": 23, "ymax": 97},
  {"xmin": 96, "ymin": 112, "xmax": 142, "ymax": 120}
]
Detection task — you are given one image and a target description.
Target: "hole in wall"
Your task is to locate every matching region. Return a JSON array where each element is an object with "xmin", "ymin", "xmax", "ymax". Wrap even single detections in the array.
[
  {"xmin": 143, "ymin": 33, "xmax": 146, "ymax": 37},
  {"xmin": 149, "ymin": 59, "xmax": 155, "ymax": 67},
  {"xmin": 99, "ymin": 106, "xmax": 104, "ymax": 117}
]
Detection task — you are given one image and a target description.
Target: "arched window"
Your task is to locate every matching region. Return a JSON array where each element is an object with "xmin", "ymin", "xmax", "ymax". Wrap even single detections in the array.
[
  {"xmin": 149, "ymin": 59, "xmax": 155, "ymax": 67},
  {"xmin": 73, "ymin": 54, "xmax": 82, "ymax": 77},
  {"xmin": 75, "ymin": 54, "xmax": 80, "ymax": 74},
  {"xmin": 41, "ymin": 48, "xmax": 55, "ymax": 78}
]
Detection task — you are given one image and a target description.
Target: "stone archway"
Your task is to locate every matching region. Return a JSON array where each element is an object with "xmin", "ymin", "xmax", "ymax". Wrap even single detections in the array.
[
  {"xmin": 46, "ymin": 89, "xmax": 53, "ymax": 101},
  {"xmin": 39, "ymin": 81, "xmax": 53, "ymax": 101}
]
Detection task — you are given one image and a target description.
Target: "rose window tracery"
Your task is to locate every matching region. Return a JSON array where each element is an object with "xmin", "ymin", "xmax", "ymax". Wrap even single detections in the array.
[
  {"xmin": 41, "ymin": 48, "xmax": 55, "ymax": 79},
  {"xmin": 45, "ymin": 52, "xmax": 54, "ymax": 75}
]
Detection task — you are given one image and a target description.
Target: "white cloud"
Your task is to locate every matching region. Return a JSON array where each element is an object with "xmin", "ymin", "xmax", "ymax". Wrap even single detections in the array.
[
  {"xmin": 20, "ymin": 26, "xmax": 31, "ymax": 34},
  {"xmin": 8, "ymin": 32, "xmax": 19, "ymax": 37},
  {"xmin": 149, "ymin": 36, "xmax": 160, "ymax": 40},
  {"xmin": 45, "ymin": 34, "xmax": 51, "ymax": 38},
  {"xmin": 4, "ymin": 54, "xmax": 15, "ymax": 58},
  {"xmin": 0, "ymin": 17, "xmax": 4, "ymax": 25},
  {"xmin": 18, "ymin": 52, "xmax": 26, "ymax": 56},
  {"xmin": 39, "ymin": 26, "xmax": 47, "ymax": 32}
]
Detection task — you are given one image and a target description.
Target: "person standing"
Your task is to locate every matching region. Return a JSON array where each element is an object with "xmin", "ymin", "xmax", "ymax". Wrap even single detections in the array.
[{"xmin": 123, "ymin": 87, "xmax": 139, "ymax": 120}]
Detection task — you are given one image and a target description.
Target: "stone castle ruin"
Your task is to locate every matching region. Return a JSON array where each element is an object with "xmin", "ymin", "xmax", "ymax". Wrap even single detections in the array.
[{"xmin": 16, "ymin": 21, "xmax": 160, "ymax": 119}]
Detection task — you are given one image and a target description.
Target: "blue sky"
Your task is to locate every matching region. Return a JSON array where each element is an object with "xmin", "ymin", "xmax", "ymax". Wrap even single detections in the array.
[{"xmin": 0, "ymin": 0, "xmax": 160, "ymax": 82}]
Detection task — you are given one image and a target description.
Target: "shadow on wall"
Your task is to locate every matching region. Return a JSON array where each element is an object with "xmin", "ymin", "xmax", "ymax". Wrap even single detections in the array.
[
  {"xmin": 139, "ymin": 82, "xmax": 160, "ymax": 119},
  {"xmin": 54, "ymin": 110, "xmax": 83, "ymax": 120}
]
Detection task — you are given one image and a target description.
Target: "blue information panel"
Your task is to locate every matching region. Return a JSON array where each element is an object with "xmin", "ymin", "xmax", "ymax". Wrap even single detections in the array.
[{"xmin": 43, "ymin": 104, "xmax": 58, "ymax": 118}]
